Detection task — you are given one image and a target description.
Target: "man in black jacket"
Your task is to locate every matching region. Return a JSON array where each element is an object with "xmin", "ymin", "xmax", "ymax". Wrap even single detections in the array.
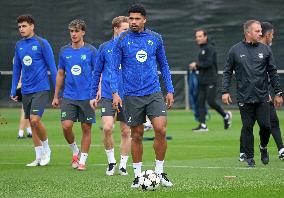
[
  {"xmin": 189, "ymin": 28, "xmax": 231, "ymax": 132},
  {"xmin": 222, "ymin": 20, "xmax": 283, "ymax": 167}
]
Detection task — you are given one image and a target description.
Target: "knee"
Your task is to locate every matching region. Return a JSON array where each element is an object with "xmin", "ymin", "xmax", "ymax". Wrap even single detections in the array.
[
  {"xmin": 131, "ymin": 132, "xmax": 143, "ymax": 142},
  {"xmin": 30, "ymin": 119, "xmax": 39, "ymax": 128},
  {"xmin": 62, "ymin": 123, "xmax": 73, "ymax": 132},
  {"xmin": 154, "ymin": 126, "xmax": 166, "ymax": 139},
  {"xmin": 121, "ymin": 127, "xmax": 131, "ymax": 139}
]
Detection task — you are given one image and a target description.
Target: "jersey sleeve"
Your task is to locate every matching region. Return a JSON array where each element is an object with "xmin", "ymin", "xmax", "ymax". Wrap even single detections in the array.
[
  {"xmin": 221, "ymin": 48, "xmax": 235, "ymax": 94},
  {"xmin": 110, "ymin": 37, "xmax": 122, "ymax": 94},
  {"xmin": 156, "ymin": 35, "xmax": 174, "ymax": 93},
  {"xmin": 10, "ymin": 44, "xmax": 22, "ymax": 97}
]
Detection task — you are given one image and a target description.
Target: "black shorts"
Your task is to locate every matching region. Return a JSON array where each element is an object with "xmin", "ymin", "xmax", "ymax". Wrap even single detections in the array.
[
  {"xmin": 61, "ymin": 98, "xmax": 96, "ymax": 123},
  {"xmin": 124, "ymin": 92, "xmax": 167, "ymax": 126},
  {"xmin": 100, "ymin": 98, "xmax": 127, "ymax": 123},
  {"xmin": 22, "ymin": 91, "xmax": 49, "ymax": 119}
]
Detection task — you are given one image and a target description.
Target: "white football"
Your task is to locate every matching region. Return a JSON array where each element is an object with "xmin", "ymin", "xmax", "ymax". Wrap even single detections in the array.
[{"xmin": 139, "ymin": 170, "xmax": 160, "ymax": 191}]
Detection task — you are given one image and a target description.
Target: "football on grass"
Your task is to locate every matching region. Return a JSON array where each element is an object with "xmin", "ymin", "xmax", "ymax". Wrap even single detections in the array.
[{"xmin": 139, "ymin": 170, "xmax": 160, "ymax": 191}]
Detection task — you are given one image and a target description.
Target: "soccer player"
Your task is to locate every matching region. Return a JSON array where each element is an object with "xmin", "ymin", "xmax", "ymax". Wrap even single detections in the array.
[
  {"xmin": 111, "ymin": 4, "xmax": 174, "ymax": 187},
  {"xmin": 222, "ymin": 20, "xmax": 283, "ymax": 167},
  {"xmin": 90, "ymin": 16, "xmax": 131, "ymax": 176},
  {"xmin": 10, "ymin": 14, "xmax": 57, "ymax": 166},
  {"xmin": 239, "ymin": 22, "xmax": 284, "ymax": 162},
  {"xmin": 189, "ymin": 28, "xmax": 232, "ymax": 132},
  {"xmin": 52, "ymin": 19, "xmax": 97, "ymax": 171}
]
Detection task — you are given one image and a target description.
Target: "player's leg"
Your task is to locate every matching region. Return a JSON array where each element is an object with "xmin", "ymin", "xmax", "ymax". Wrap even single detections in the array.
[
  {"xmin": 118, "ymin": 121, "xmax": 131, "ymax": 175},
  {"xmin": 193, "ymin": 84, "xmax": 208, "ymax": 131},
  {"xmin": 206, "ymin": 84, "xmax": 232, "ymax": 129},
  {"xmin": 18, "ymin": 107, "xmax": 26, "ymax": 138},
  {"xmin": 61, "ymin": 98, "xmax": 80, "ymax": 168},
  {"xmin": 77, "ymin": 99, "xmax": 95, "ymax": 171},
  {"xmin": 147, "ymin": 92, "xmax": 173, "ymax": 187},
  {"xmin": 256, "ymin": 102, "xmax": 271, "ymax": 165}
]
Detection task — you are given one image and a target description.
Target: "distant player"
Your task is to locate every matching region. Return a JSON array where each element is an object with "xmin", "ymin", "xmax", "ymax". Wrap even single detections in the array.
[
  {"xmin": 52, "ymin": 19, "xmax": 97, "ymax": 171},
  {"xmin": 10, "ymin": 14, "xmax": 57, "ymax": 166},
  {"xmin": 111, "ymin": 4, "xmax": 174, "ymax": 187},
  {"xmin": 90, "ymin": 16, "xmax": 131, "ymax": 176}
]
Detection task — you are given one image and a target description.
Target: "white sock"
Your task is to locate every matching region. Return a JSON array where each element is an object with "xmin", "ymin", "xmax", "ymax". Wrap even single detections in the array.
[
  {"xmin": 69, "ymin": 142, "xmax": 80, "ymax": 156},
  {"xmin": 133, "ymin": 162, "xmax": 142, "ymax": 177},
  {"xmin": 79, "ymin": 153, "xmax": 88, "ymax": 165},
  {"xmin": 41, "ymin": 139, "xmax": 51, "ymax": 152},
  {"xmin": 26, "ymin": 127, "xmax": 32, "ymax": 134},
  {"xmin": 201, "ymin": 123, "xmax": 206, "ymax": 128},
  {"xmin": 259, "ymin": 145, "xmax": 266, "ymax": 149},
  {"xmin": 119, "ymin": 155, "xmax": 129, "ymax": 169},
  {"xmin": 224, "ymin": 113, "xmax": 229, "ymax": 119},
  {"xmin": 18, "ymin": 129, "xmax": 24, "ymax": 137},
  {"xmin": 35, "ymin": 146, "xmax": 43, "ymax": 160},
  {"xmin": 105, "ymin": 148, "xmax": 116, "ymax": 164},
  {"xmin": 155, "ymin": 159, "xmax": 164, "ymax": 175},
  {"xmin": 240, "ymin": 153, "xmax": 245, "ymax": 157},
  {"xmin": 279, "ymin": 148, "xmax": 284, "ymax": 155}
]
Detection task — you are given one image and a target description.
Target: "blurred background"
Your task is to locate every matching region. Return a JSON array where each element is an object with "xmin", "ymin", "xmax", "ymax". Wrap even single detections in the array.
[{"xmin": 0, "ymin": 0, "xmax": 283, "ymax": 108}]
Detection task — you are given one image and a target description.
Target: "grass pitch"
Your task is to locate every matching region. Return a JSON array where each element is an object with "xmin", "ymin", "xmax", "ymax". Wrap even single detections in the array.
[{"xmin": 0, "ymin": 108, "xmax": 284, "ymax": 198}]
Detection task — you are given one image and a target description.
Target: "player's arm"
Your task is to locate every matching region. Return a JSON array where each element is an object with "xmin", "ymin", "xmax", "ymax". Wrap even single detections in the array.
[
  {"xmin": 221, "ymin": 48, "xmax": 235, "ymax": 105},
  {"xmin": 52, "ymin": 52, "xmax": 65, "ymax": 108},
  {"xmin": 156, "ymin": 36, "xmax": 174, "ymax": 109},
  {"xmin": 10, "ymin": 45, "xmax": 22, "ymax": 101},
  {"xmin": 42, "ymin": 40, "xmax": 57, "ymax": 89}
]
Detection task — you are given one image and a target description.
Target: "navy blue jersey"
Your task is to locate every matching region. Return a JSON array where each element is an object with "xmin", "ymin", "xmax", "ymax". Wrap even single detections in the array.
[
  {"xmin": 91, "ymin": 39, "xmax": 124, "ymax": 99},
  {"xmin": 58, "ymin": 43, "xmax": 97, "ymax": 100},
  {"xmin": 10, "ymin": 35, "xmax": 57, "ymax": 96},
  {"xmin": 110, "ymin": 29, "xmax": 174, "ymax": 96}
]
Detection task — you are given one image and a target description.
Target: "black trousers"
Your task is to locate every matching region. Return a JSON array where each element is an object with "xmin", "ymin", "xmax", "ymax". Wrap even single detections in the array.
[
  {"xmin": 240, "ymin": 102, "xmax": 284, "ymax": 153},
  {"xmin": 197, "ymin": 83, "xmax": 226, "ymax": 123},
  {"xmin": 239, "ymin": 102, "xmax": 271, "ymax": 159}
]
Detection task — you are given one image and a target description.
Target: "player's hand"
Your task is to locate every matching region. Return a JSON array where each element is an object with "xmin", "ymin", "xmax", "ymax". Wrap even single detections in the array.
[
  {"xmin": 222, "ymin": 93, "xmax": 232, "ymax": 105},
  {"xmin": 52, "ymin": 97, "xmax": 60, "ymax": 108},
  {"xmin": 112, "ymin": 92, "xmax": 122, "ymax": 110},
  {"xmin": 89, "ymin": 99, "xmax": 98, "ymax": 110},
  {"xmin": 10, "ymin": 95, "xmax": 18, "ymax": 102},
  {"xmin": 274, "ymin": 95, "xmax": 283, "ymax": 108},
  {"xmin": 166, "ymin": 93, "xmax": 174, "ymax": 109},
  {"xmin": 189, "ymin": 62, "xmax": 197, "ymax": 70}
]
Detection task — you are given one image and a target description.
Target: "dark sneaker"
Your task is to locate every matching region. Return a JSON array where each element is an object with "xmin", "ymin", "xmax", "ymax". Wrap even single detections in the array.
[
  {"xmin": 119, "ymin": 167, "xmax": 128, "ymax": 176},
  {"xmin": 27, "ymin": 133, "xmax": 32, "ymax": 138},
  {"xmin": 192, "ymin": 124, "xmax": 208, "ymax": 132},
  {"xmin": 106, "ymin": 163, "xmax": 116, "ymax": 176},
  {"xmin": 17, "ymin": 135, "xmax": 25, "ymax": 139},
  {"xmin": 239, "ymin": 153, "xmax": 247, "ymax": 162},
  {"xmin": 131, "ymin": 176, "xmax": 140, "ymax": 188},
  {"xmin": 158, "ymin": 173, "xmax": 173, "ymax": 187},
  {"xmin": 259, "ymin": 146, "xmax": 269, "ymax": 165},
  {"xmin": 224, "ymin": 111, "xmax": 232, "ymax": 129},
  {"xmin": 246, "ymin": 158, "xmax": 256, "ymax": 168}
]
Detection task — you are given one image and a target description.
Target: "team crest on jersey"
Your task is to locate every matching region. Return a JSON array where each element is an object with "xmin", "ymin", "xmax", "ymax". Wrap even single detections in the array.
[
  {"xmin": 148, "ymin": 40, "xmax": 153, "ymax": 45},
  {"xmin": 258, "ymin": 53, "xmax": 263, "ymax": 59},
  {"xmin": 23, "ymin": 55, "xmax": 32, "ymax": 66},
  {"xmin": 71, "ymin": 65, "xmax": 82, "ymax": 75},
  {"xmin": 32, "ymin": 46, "xmax": 38, "ymax": 51},
  {"xmin": 81, "ymin": 54, "xmax": 86, "ymax": 60},
  {"xmin": 201, "ymin": 50, "xmax": 205, "ymax": 55},
  {"xmin": 136, "ymin": 50, "xmax": 147, "ymax": 63}
]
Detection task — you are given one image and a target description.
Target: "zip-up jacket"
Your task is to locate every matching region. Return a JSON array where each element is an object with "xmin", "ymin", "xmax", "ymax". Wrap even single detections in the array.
[
  {"xmin": 110, "ymin": 29, "xmax": 174, "ymax": 96},
  {"xmin": 10, "ymin": 35, "xmax": 57, "ymax": 96},
  {"xmin": 197, "ymin": 42, "xmax": 218, "ymax": 85},
  {"xmin": 222, "ymin": 41, "xmax": 282, "ymax": 103}
]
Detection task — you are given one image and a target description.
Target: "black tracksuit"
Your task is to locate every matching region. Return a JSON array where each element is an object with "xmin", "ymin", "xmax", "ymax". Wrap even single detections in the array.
[
  {"xmin": 222, "ymin": 41, "xmax": 282, "ymax": 159},
  {"xmin": 196, "ymin": 42, "xmax": 226, "ymax": 123}
]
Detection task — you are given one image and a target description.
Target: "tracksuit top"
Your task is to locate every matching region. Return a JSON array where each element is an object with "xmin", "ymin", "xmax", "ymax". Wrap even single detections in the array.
[
  {"xmin": 10, "ymin": 35, "xmax": 57, "ymax": 96},
  {"xmin": 91, "ymin": 39, "xmax": 124, "ymax": 99},
  {"xmin": 110, "ymin": 29, "xmax": 174, "ymax": 96},
  {"xmin": 58, "ymin": 43, "xmax": 97, "ymax": 100},
  {"xmin": 222, "ymin": 41, "xmax": 282, "ymax": 103}
]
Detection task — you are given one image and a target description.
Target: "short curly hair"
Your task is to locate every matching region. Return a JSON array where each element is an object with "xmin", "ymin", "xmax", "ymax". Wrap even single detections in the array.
[{"xmin": 68, "ymin": 19, "xmax": 86, "ymax": 31}]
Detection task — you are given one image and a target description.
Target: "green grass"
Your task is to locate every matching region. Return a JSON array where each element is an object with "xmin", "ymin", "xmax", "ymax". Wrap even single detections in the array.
[{"xmin": 0, "ymin": 108, "xmax": 284, "ymax": 198}]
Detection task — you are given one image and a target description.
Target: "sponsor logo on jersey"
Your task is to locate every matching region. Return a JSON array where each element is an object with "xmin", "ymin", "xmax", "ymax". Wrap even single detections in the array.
[
  {"xmin": 136, "ymin": 50, "xmax": 147, "ymax": 63},
  {"xmin": 32, "ymin": 46, "xmax": 38, "ymax": 51},
  {"xmin": 71, "ymin": 65, "xmax": 82, "ymax": 75},
  {"xmin": 148, "ymin": 40, "xmax": 153, "ymax": 45},
  {"xmin": 23, "ymin": 55, "xmax": 32, "ymax": 66},
  {"xmin": 66, "ymin": 56, "xmax": 72, "ymax": 59},
  {"xmin": 240, "ymin": 54, "xmax": 245, "ymax": 58},
  {"xmin": 201, "ymin": 50, "xmax": 205, "ymax": 55}
]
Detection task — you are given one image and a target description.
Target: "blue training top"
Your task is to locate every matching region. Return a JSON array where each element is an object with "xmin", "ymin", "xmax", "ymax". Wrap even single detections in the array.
[
  {"xmin": 91, "ymin": 39, "xmax": 124, "ymax": 99},
  {"xmin": 110, "ymin": 29, "xmax": 174, "ymax": 96},
  {"xmin": 10, "ymin": 35, "xmax": 57, "ymax": 96},
  {"xmin": 58, "ymin": 43, "xmax": 97, "ymax": 100}
]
